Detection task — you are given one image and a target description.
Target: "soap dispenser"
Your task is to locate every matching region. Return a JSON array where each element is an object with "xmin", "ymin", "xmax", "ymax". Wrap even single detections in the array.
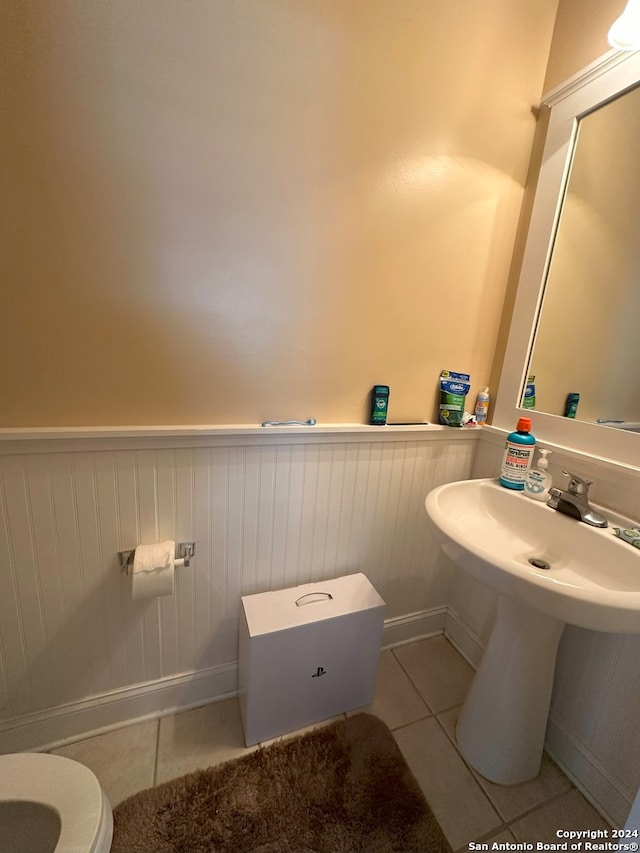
[{"xmin": 524, "ymin": 449, "xmax": 552, "ymax": 501}]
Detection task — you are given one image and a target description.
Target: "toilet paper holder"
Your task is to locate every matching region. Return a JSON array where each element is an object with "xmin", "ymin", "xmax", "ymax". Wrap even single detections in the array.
[{"xmin": 118, "ymin": 542, "xmax": 196, "ymax": 575}]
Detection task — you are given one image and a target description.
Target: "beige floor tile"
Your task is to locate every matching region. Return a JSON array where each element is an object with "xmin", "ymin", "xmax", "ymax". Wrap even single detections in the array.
[
  {"xmin": 394, "ymin": 716, "xmax": 501, "ymax": 850},
  {"xmin": 437, "ymin": 706, "xmax": 572, "ymax": 821},
  {"xmin": 350, "ymin": 649, "xmax": 431, "ymax": 730},
  {"xmin": 436, "ymin": 702, "xmax": 459, "ymax": 741},
  {"xmin": 479, "ymin": 752, "xmax": 573, "ymax": 822},
  {"xmin": 510, "ymin": 789, "xmax": 611, "ymax": 842},
  {"xmin": 156, "ymin": 696, "xmax": 252, "ymax": 784},
  {"xmin": 50, "ymin": 718, "xmax": 158, "ymax": 807},
  {"xmin": 260, "ymin": 714, "xmax": 345, "ymax": 748},
  {"xmin": 394, "ymin": 636, "xmax": 475, "ymax": 713}
]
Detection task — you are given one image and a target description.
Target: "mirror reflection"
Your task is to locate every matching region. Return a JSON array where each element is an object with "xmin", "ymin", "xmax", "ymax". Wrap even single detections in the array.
[{"xmin": 526, "ymin": 82, "xmax": 640, "ymax": 433}]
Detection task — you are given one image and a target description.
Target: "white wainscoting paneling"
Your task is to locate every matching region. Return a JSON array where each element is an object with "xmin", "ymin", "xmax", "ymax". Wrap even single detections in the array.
[{"xmin": 0, "ymin": 431, "xmax": 475, "ymax": 749}]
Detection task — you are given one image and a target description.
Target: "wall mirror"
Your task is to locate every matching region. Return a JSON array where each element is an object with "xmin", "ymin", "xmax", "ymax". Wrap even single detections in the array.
[{"xmin": 494, "ymin": 48, "xmax": 640, "ymax": 470}]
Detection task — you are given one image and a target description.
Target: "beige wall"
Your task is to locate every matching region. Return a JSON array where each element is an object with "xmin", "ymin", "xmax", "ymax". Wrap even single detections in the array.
[{"xmin": 2, "ymin": 0, "xmax": 558, "ymax": 427}]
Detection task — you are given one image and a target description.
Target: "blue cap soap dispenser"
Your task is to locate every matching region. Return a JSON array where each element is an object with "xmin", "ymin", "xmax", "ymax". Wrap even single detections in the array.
[{"xmin": 524, "ymin": 449, "xmax": 552, "ymax": 501}]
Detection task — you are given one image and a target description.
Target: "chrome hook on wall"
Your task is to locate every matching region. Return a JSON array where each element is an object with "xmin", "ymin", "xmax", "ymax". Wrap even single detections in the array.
[
  {"xmin": 118, "ymin": 550, "xmax": 136, "ymax": 575},
  {"xmin": 178, "ymin": 541, "xmax": 196, "ymax": 565}
]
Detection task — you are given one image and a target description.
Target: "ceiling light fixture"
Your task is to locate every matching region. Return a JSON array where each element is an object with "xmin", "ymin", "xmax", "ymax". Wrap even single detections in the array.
[{"xmin": 608, "ymin": 0, "xmax": 640, "ymax": 49}]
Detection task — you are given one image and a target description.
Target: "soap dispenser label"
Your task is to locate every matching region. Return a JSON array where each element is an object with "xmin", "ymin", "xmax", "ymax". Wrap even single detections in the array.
[{"xmin": 525, "ymin": 471, "xmax": 546, "ymax": 494}]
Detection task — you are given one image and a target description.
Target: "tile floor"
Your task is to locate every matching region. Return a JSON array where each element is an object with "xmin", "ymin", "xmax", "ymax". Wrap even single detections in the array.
[{"xmin": 51, "ymin": 635, "xmax": 611, "ymax": 852}]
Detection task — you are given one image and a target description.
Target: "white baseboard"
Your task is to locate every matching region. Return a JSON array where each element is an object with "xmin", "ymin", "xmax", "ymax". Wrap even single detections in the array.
[
  {"xmin": 0, "ymin": 607, "xmax": 446, "ymax": 753},
  {"xmin": 0, "ymin": 661, "xmax": 238, "ymax": 754},
  {"xmin": 545, "ymin": 713, "xmax": 633, "ymax": 828},
  {"xmin": 443, "ymin": 607, "xmax": 484, "ymax": 668},
  {"xmin": 381, "ymin": 606, "xmax": 447, "ymax": 649}
]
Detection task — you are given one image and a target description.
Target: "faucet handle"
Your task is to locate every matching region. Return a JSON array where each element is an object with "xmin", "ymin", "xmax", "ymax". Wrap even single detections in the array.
[{"xmin": 562, "ymin": 470, "xmax": 592, "ymax": 496}]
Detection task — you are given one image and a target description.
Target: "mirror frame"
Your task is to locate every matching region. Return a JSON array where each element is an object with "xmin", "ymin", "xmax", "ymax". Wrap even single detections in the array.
[{"xmin": 494, "ymin": 48, "xmax": 640, "ymax": 472}]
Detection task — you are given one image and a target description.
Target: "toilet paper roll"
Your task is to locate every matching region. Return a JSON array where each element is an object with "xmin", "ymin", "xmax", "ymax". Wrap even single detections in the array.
[{"xmin": 131, "ymin": 540, "xmax": 176, "ymax": 600}]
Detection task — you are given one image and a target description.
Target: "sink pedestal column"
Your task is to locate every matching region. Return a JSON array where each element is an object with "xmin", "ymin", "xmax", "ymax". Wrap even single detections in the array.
[{"xmin": 456, "ymin": 595, "xmax": 565, "ymax": 785}]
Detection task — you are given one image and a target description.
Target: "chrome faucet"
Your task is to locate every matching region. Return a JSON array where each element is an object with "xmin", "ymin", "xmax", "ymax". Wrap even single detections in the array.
[{"xmin": 547, "ymin": 470, "xmax": 608, "ymax": 528}]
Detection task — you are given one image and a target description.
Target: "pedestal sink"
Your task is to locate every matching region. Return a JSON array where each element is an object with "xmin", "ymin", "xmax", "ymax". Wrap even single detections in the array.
[{"xmin": 425, "ymin": 478, "xmax": 640, "ymax": 785}]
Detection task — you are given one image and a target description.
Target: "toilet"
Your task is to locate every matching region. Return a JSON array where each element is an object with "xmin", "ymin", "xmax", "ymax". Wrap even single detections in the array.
[{"xmin": 0, "ymin": 753, "xmax": 113, "ymax": 853}]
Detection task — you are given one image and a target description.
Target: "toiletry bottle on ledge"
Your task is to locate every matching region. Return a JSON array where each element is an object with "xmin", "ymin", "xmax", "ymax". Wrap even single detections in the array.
[
  {"xmin": 522, "ymin": 376, "xmax": 536, "ymax": 409},
  {"xmin": 564, "ymin": 392, "xmax": 580, "ymax": 418},
  {"xmin": 474, "ymin": 387, "xmax": 490, "ymax": 425},
  {"xmin": 524, "ymin": 448, "xmax": 552, "ymax": 500},
  {"xmin": 370, "ymin": 385, "xmax": 389, "ymax": 425},
  {"xmin": 499, "ymin": 417, "xmax": 536, "ymax": 490}
]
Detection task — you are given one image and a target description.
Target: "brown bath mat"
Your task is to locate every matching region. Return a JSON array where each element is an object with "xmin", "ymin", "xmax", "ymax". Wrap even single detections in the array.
[{"xmin": 112, "ymin": 712, "xmax": 452, "ymax": 853}]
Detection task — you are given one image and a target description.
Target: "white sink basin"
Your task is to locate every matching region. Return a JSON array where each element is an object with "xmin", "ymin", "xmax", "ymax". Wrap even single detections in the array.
[
  {"xmin": 424, "ymin": 477, "xmax": 640, "ymax": 785},
  {"xmin": 425, "ymin": 477, "xmax": 640, "ymax": 633}
]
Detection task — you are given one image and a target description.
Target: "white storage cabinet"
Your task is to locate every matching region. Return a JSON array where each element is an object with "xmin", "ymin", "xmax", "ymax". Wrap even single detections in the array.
[{"xmin": 238, "ymin": 573, "xmax": 385, "ymax": 746}]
